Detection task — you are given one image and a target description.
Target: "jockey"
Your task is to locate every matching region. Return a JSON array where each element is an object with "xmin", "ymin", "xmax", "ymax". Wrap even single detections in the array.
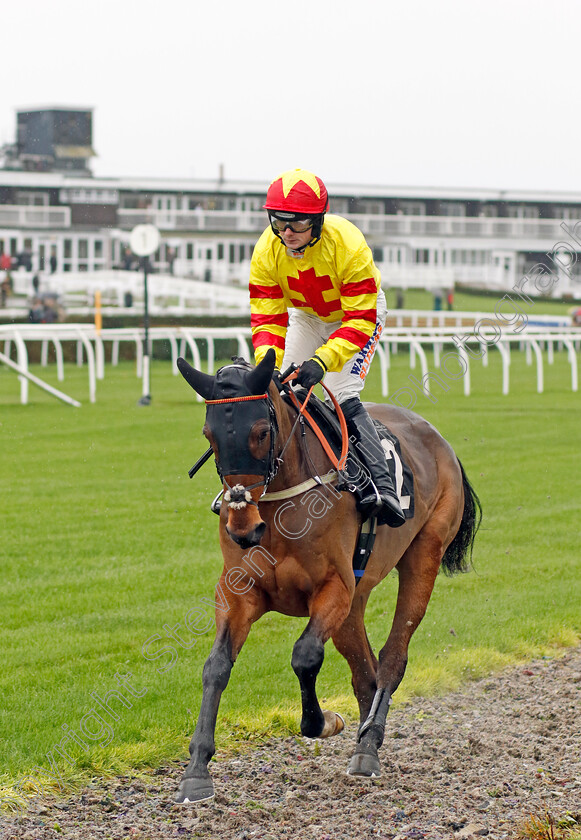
[{"xmin": 250, "ymin": 168, "xmax": 405, "ymax": 528}]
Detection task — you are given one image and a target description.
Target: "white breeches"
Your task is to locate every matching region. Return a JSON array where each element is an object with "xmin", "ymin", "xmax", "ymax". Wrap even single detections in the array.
[{"xmin": 281, "ymin": 290, "xmax": 387, "ymax": 404}]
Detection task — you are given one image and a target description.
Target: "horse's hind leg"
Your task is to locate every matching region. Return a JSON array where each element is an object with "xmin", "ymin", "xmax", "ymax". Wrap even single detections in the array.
[
  {"xmin": 331, "ymin": 590, "xmax": 379, "ymax": 722},
  {"xmin": 291, "ymin": 574, "xmax": 352, "ymax": 739},
  {"xmin": 348, "ymin": 527, "xmax": 444, "ymax": 777}
]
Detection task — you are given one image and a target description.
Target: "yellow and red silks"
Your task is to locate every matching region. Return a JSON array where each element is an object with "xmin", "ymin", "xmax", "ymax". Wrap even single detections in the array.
[{"xmin": 250, "ymin": 214, "xmax": 382, "ymax": 373}]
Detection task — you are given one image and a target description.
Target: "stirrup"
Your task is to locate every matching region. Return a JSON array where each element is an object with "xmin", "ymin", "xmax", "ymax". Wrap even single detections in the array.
[
  {"xmin": 210, "ymin": 490, "xmax": 223, "ymax": 515},
  {"xmin": 377, "ymin": 491, "xmax": 406, "ymax": 528}
]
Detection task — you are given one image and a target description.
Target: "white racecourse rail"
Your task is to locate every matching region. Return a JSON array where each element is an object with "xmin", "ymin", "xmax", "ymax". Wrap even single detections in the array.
[{"xmin": 1, "ymin": 318, "xmax": 579, "ymax": 406}]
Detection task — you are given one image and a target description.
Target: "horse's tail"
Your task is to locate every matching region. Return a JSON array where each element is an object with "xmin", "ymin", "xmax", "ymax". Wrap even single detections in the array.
[{"xmin": 441, "ymin": 458, "xmax": 482, "ymax": 576}]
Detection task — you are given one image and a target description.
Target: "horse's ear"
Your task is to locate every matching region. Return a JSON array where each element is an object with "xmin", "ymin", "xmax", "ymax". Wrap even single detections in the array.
[
  {"xmin": 246, "ymin": 348, "xmax": 276, "ymax": 395},
  {"xmin": 177, "ymin": 357, "xmax": 215, "ymax": 400}
]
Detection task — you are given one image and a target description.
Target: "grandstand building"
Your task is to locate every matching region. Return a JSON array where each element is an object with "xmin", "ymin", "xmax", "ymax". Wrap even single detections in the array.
[{"xmin": 1, "ymin": 109, "xmax": 580, "ymax": 298}]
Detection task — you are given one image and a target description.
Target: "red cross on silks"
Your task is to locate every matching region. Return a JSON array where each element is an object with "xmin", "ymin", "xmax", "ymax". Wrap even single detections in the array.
[{"xmin": 287, "ymin": 269, "xmax": 342, "ymax": 318}]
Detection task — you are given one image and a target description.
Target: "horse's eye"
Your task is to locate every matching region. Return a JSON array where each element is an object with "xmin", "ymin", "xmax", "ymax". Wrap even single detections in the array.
[{"xmin": 258, "ymin": 429, "xmax": 269, "ymax": 443}]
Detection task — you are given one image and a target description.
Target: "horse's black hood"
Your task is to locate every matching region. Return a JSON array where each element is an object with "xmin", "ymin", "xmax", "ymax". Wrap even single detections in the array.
[
  {"xmin": 177, "ymin": 349, "xmax": 276, "ymax": 401},
  {"xmin": 178, "ymin": 350, "xmax": 278, "ymax": 482}
]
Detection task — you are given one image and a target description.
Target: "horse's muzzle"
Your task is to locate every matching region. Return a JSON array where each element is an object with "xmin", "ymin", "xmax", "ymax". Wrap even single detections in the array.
[
  {"xmin": 223, "ymin": 479, "xmax": 267, "ymax": 548},
  {"xmin": 226, "ymin": 521, "xmax": 266, "ymax": 549}
]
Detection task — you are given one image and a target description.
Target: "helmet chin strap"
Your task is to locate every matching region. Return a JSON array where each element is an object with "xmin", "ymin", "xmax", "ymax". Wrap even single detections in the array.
[{"xmin": 285, "ymin": 235, "xmax": 320, "ymax": 254}]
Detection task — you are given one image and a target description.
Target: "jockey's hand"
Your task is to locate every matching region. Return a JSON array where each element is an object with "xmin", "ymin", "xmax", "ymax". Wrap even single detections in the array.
[{"xmin": 296, "ymin": 356, "xmax": 327, "ymax": 389}]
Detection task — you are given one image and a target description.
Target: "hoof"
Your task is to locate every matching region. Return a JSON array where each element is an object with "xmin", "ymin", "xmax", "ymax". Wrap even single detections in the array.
[
  {"xmin": 175, "ymin": 775, "xmax": 215, "ymax": 804},
  {"xmin": 347, "ymin": 749, "xmax": 381, "ymax": 778},
  {"xmin": 320, "ymin": 710, "xmax": 345, "ymax": 738}
]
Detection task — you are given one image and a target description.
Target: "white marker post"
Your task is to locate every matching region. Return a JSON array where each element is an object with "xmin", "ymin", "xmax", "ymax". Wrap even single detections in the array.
[{"xmin": 130, "ymin": 224, "xmax": 160, "ymax": 405}]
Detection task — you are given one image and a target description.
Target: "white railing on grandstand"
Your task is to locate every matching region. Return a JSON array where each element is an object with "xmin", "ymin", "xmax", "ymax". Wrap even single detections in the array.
[
  {"xmin": 9, "ymin": 270, "xmax": 251, "ymax": 316},
  {"xmin": 1, "ymin": 321, "xmax": 579, "ymax": 406},
  {"xmin": 0, "ymin": 204, "xmax": 71, "ymax": 228},
  {"xmin": 117, "ymin": 208, "xmax": 266, "ymax": 233},
  {"xmin": 115, "ymin": 209, "xmax": 579, "ymax": 242},
  {"xmin": 349, "ymin": 214, "xmax": 577, "ymax": 242}
]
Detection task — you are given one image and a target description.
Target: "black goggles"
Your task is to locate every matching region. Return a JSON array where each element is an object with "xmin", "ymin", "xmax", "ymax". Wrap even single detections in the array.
[{"xmin": 270, "ymin": 215, "xmax": 314, "ymax": 233}]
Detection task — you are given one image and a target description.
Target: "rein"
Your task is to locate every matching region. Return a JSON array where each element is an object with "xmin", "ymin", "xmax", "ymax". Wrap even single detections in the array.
[
  {"xmin": 281, "ymin": 372, "xmax": 349, "ymax": 473},
  {"xmin": 200, "ymin": 372, "xmax": 350, "ymax": 510}
]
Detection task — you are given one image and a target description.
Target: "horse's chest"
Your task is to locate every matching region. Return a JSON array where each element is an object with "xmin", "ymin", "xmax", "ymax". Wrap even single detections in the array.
[{"xmin": 265, "ymin": 558, "xmax": 316, "ymax": 617}]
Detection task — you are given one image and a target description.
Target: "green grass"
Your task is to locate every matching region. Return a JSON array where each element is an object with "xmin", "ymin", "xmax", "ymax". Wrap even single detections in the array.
[
  {"xmin": 0, "ymin": 341, "xmax": 580, "ymax": 803},
  {"xmin": 384, "ymin": 286, "xmax": 579, "ymax": 314}
]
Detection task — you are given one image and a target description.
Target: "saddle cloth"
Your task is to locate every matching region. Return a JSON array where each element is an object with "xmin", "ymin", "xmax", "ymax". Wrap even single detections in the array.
[{"xmin": 284, "ymin": 389, "xmax": 415, "ymax": 520}]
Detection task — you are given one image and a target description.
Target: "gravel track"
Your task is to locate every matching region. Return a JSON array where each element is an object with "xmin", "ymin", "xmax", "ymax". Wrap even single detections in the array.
[{"xmin": 2, "ymin": 647, "xmax": 580, "ymax": 840}]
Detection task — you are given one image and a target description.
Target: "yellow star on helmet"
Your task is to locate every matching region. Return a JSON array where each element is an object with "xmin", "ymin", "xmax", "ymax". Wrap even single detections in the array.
[{"xmin": 280, "ymin": 169, "xmax": 321, "ymax": 199}]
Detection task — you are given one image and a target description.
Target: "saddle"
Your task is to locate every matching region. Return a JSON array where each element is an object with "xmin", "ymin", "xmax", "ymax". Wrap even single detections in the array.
[{"xmin": 284, "ymin": 388, "xmax": 414, "ymax": 521}]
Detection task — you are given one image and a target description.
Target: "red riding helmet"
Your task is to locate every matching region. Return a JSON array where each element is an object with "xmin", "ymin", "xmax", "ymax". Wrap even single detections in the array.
[{"xmin": 263, "ymin": 168, "xmax": 329, "ymax": 215}]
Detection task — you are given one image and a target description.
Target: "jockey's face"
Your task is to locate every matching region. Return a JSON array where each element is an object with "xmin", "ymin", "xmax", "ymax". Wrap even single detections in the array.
[{"xmin": 280, "ymin": 227, "xmax": 313, "ymax": 251}]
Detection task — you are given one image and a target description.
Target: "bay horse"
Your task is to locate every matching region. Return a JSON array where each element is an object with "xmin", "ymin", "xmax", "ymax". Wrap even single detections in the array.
[{"xmin": 175, "ymin": 348, "xmax": 480, "ymax": 804}]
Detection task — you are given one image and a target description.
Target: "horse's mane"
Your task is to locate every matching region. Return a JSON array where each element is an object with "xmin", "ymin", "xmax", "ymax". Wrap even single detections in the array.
[{"xmin": 229, "ymin": 356, "xmax": 253, "ymax": 369}]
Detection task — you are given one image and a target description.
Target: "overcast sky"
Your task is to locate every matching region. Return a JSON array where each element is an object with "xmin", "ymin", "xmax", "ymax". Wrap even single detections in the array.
[{"xmin": 2, "ymin": 0, "xmax": 579, "ymax": 192}]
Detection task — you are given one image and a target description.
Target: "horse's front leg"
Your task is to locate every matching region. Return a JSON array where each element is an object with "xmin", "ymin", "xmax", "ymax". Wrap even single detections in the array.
[
  {"xmin": 291, "ymin": 573, "xmax": 352, "ymax": 739},
  {"xmin": 176, "ymin": 588, "xmax": 265, "ymax": 804}
]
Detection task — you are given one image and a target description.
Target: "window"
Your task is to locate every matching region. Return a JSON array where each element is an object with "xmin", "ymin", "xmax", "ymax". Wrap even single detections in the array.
[
  {"xmin": 94, "ymin": 240, "xmax": 103, "ymax": 259},
  {"xmin": 507, "ymin": 205, "xmax": 539, "ymax": 219},
  {"xmin": 479, "ymin": 204, "xmax": 498, "ymax": 217},
  {"xmin": 229, "ymin": 244, "xmax": 236, "ymax": 264},
  {"xmin": 59, "ymin": 188, "xmax": 118, "ymax": 204},
  {"xmin": 16, "ymin": 191, "xmax": 49, "ymax": 206},
  {"xmin": 239, "ymin": 244, "xmax": 245, "ymax": 262},
  {"xmin": 439, "ymin": 202, "xmax": 466, "ymax": 216},
  {"xmin": 186, "ymin": 243, "xmax": 194, "ymax": 260},
  {"xmin": 357, "ymin": 200, "xmax": 384, "ymax": 215},
  {"xmin": 372, "ymin": 247, "xmax": 384, "ymax": 262},
  {"xmin": 64, "ymin": 239, "xmax": 72, "ymax": 259},
  {"xmin": 399, "ymin": 201, "xmax": 426, "ymax": 216},
  {"xmin": 328, "ymin": 198, "xmax": 349, "ymax": 214},
  {"xmin": 120, "ymin": 195, "xmax": 142, "ymax": 209},
  {"xmin": 217, "ymin": 243, "xmax": 224, "ymax": 260},
  {"xmin": 556, "ymin": 206, "xmax": 581, "ymax": 221},
  {"xmin": 78, "ymin": 240, "xmax": 88, "ymax": 259},
  {"xmin": 414, "ymin": 249, "xmax": 429, "ymax": 264}
]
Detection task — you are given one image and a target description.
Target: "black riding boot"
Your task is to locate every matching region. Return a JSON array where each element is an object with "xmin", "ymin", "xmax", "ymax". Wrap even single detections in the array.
[{"xmin": 341, "ymin": 398, "xmax": 406, "ymax": 528}]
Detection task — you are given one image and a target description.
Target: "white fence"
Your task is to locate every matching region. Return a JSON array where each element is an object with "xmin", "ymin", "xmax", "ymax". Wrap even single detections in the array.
[{"xmin": 1, "ymin": 321, "xmax": 579, "ymax": 406}]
